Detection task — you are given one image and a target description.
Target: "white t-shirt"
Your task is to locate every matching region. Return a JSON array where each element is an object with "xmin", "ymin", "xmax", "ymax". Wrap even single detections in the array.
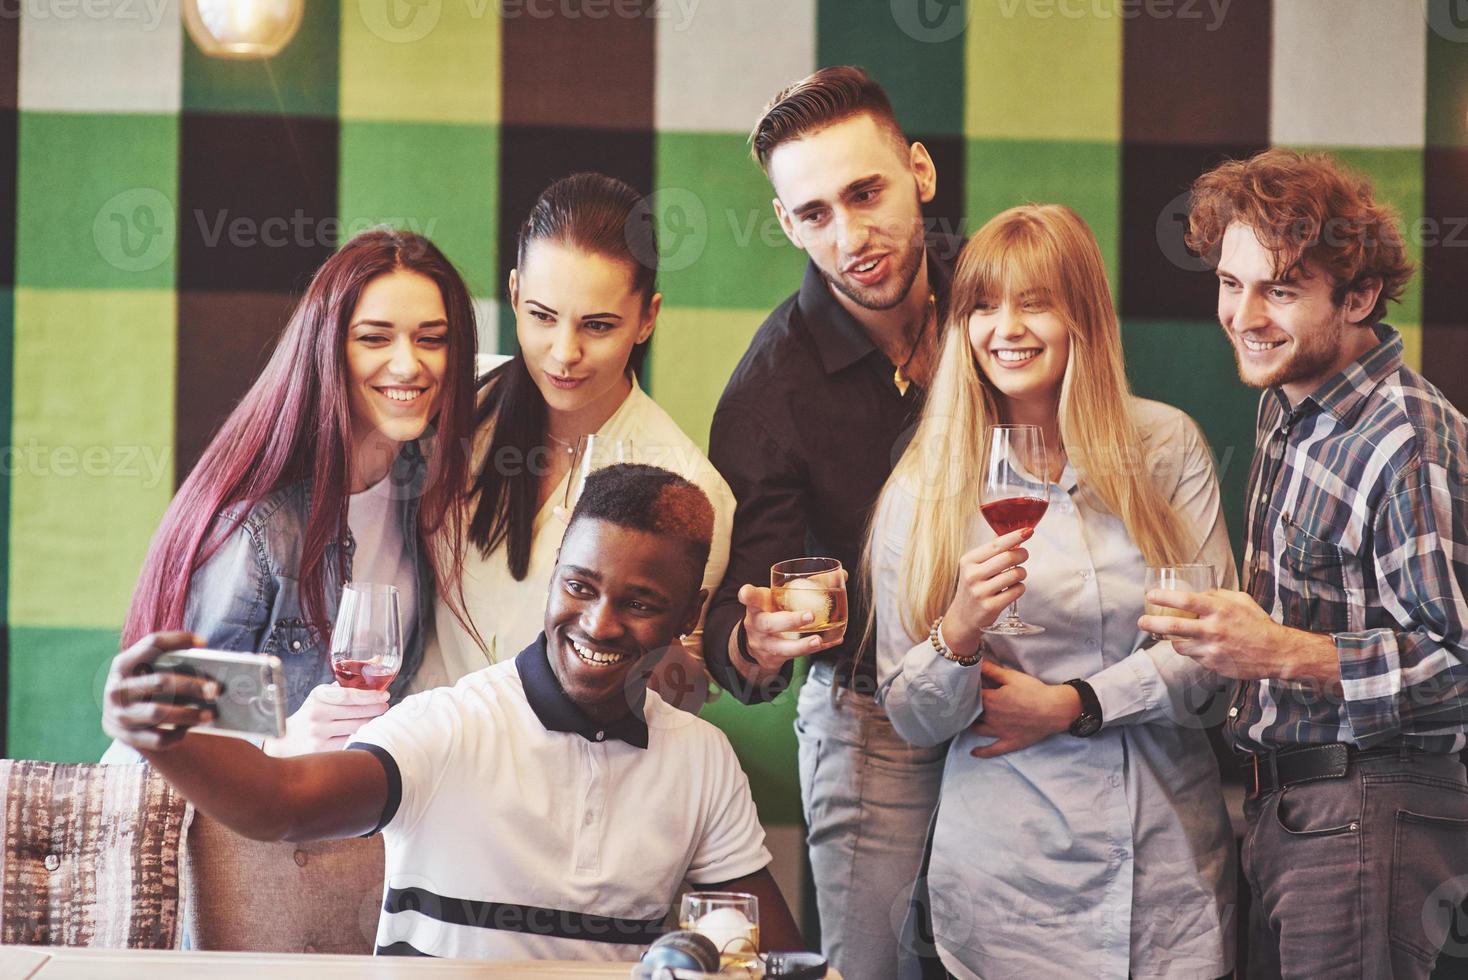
[
  {"xmin": 348, "ymin": 636, "xmax": 771, "ymax": 960},
  {"xmin": 422, "ymin": 355, "xmax": 735, "ymax": 688},
  {"xmin": 347, "ymin": 474, "xmax": 417, "ymax": 640}
]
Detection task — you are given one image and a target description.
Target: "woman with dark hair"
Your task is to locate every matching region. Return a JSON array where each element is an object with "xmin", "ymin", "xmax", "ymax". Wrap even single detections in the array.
[
  {"xmin": 105, "ymin": 228, "xmax": 478, "ymax": 758},
  {"xmin": 424, "ymin": 173, "xmax": 734, "ymax": 708}
]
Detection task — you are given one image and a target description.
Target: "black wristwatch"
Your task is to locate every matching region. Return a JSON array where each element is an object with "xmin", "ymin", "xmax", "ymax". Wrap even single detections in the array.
[{"xmin": 1064, "ymin": 679, "xmax": 1103, "ymax": 738}]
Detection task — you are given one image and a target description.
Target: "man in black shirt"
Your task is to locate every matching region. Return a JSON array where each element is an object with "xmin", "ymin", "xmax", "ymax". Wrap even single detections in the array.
[{"xmin": 703, "ymin": 67, "xmax": 957, "ymax": 980}]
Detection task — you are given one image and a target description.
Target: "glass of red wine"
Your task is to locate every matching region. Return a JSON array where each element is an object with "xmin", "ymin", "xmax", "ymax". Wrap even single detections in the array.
[
  {"xmin": 329, "ymin": 583, "xmax": 402, "ymax": 691},
  {"xmin": 980, "ymin": 424, "xmax": 1050, "ymax": 636}
]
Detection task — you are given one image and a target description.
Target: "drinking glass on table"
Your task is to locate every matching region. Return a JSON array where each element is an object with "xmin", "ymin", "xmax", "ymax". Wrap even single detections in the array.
[
  {"xmin": 679, "ymin": 891, "xmax": 760, "ymax": 969},
  {"xmin": 980, "ymin": 424, "xmax": 1050, "ymax": 636},
  {"xmin": 564, "ymin": 435, "xmax": 634, "ymax": 510},
  {"xmin": 770, "ymin": 557, "xmax": 847, "ymax": 643},
  {"xmin": 329, "ymin": 583, "xmax": 402, "ymax": 691},
  {"xmin": 1143, "ymin": 564, "xmax": 1218, "ymax": 640}
]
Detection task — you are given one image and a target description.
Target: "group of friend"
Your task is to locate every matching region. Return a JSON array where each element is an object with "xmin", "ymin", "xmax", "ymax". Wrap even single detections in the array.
[{"xmin": 100, "ymin": 66, "xmax": 1468, "ymax": 980}]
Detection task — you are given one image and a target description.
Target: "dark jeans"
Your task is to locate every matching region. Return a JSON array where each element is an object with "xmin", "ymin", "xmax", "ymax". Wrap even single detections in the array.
[{"xmin": 1242, "ymin": 751, "xmax": 1468, "ymax": 979}]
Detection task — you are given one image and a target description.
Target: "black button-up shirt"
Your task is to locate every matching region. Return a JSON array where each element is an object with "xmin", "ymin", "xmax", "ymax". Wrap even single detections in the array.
[{"xmin": 704, "ymin": 239, "xmax": 958, "ymax": 703}]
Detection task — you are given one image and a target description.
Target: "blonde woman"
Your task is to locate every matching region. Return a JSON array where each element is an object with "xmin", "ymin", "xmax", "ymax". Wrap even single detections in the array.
[{"xmin": 871, "ymin": 205, "xmax": 1236, "ymax": 979}]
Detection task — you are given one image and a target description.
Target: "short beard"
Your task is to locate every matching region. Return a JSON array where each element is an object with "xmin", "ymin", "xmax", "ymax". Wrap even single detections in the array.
[
  {"xmin": 822, "ymin": 233, "xmax": 927, "ymax": 312},
  {"xmin": 1229, "ymin": 310, "xmax": 1350, "ymax": 390}
]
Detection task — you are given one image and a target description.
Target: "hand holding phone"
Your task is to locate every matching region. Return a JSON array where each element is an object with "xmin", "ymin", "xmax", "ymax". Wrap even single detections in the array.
[
  {"xmin": 102, "ymin": 633, "xmax": 288, "ymax": 752},
  {"xmin": 149, "ymin": 648, "xmax": 287, "ymax": 738},
  {"xmin": 103, "ymin": 631, "xmax": 214, "ymax": 752}
]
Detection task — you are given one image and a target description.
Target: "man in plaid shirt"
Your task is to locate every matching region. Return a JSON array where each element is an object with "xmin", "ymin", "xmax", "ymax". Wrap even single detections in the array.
[{"xmin": 1139, "ymin": 149, "xmax": 1468, "ymax": 979}]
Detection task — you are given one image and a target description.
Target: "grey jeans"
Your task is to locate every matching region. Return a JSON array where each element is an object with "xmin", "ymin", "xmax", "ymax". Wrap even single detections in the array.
[
  {"xmin": 795, "ymin": 665, "xmax": 947, "ymax": 980},
  {"xmin": 1242, "ymin": 750, "xmax": 1468, "ymax": 979}
]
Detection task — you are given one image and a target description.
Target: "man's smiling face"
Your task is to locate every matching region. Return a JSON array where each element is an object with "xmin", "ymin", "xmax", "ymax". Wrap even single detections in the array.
[
  {"xmin": 544, "ymin": 517, "xmax": 704, "ymax": 723},
  {"xmin": 1214, "ymin": 221, "xmax": 1378, "ymax": 404}
]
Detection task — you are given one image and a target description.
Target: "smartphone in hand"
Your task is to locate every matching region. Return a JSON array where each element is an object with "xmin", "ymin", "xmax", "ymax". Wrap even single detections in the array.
[{"xmin": 143, "ymin": 649, "xmax": 287, "ymax": 738}]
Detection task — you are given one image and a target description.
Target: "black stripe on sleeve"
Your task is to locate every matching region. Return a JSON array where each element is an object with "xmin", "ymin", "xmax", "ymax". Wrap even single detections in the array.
[
  {"xmin": 376, "ymin": 941, "xmax": 435, "ymax": 956},
  {"xmin": 347, "ymin": 741, "xmax": 402, "ymax": 836},
  {"xmin": 383, "ymin": 886, "xmax": 667, "ymax": 946}
]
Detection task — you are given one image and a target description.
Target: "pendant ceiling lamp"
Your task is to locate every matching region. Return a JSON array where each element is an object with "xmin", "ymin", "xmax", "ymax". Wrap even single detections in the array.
[{"xmin": 183, "ymin": 0, "xmax": 304, "ymax": 60}]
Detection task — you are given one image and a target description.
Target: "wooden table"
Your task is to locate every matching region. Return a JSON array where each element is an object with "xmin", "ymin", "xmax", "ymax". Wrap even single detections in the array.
[
  {"xmin": 0, "ymin": 947, "xmax": 841, "ymax": 979},
  {"xmin": 0, "ymin": 946, "xmax": 642, "ymax": 979}
]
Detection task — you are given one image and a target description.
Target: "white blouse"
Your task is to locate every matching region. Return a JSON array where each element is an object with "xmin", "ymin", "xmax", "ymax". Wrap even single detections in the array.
[
  {"xmin": 418, "ymin": 355, "xmax": 735, "ymax": 691},
  {"xmin": 346, "ymin": 473, "xmax": 417, "ymax": 641},
  {"xmin": 876, "ymin": 398, "xmax": 1239, "ymax": 980}
]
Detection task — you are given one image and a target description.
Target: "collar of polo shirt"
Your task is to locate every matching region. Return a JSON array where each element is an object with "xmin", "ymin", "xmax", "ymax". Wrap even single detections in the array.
[{"xmin": 516, "ymin": 634, "xmax": 650, "ymax": 748}]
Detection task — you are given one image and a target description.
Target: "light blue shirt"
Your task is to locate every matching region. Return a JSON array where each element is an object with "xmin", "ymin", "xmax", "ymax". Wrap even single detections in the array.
[{"xmin": 876, "ymin": 399, "xmax": 1237, "ymax": 980}]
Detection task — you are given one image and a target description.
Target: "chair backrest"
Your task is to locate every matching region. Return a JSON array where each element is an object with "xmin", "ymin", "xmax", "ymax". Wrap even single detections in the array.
[
  {"xmin": 183, "ymin": 809, "xmax": 384, "ymax": 953},
  {"xmin": 0, "ymin": 759, "xmax": 189, "ymax": 948}
]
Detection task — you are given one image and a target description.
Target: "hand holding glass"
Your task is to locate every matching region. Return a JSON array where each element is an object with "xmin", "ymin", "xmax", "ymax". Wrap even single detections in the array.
[
  {"xmin": 980, "ymin": 424, "xmax": 1049, "ymax": 636},
  {"xmin": 329, "ymin": 583, "xmax": 402, "ymax": 691},
  {"xmin": 1144, "ymin": 564, "xmax": 1218, "ymax": 640},
  {"xmin": 770, "ymin": 557, "xmax": 847, "ymax": 643}
]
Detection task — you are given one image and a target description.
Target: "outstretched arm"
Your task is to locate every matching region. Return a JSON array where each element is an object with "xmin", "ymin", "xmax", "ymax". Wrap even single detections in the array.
[{"xmin": 103, "ymin": 631, "xmax": 388, "ymax": 842}]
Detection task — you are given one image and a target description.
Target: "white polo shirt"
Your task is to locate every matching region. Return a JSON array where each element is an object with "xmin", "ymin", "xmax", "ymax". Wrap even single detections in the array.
[{"xmin": 348, "ymin": 635, "xmax": 771, "ymax": 960}]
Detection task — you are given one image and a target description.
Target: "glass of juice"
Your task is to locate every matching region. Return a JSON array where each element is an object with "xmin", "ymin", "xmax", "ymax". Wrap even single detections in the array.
[
  {"xmin": 1143, "ymin": 564, "xmax": 1218, "ymax": 640},
  {"xmin": 329, "ymin": 583, "xmax": 402, "ymax": 691},
  {"xmin": 679, "ymin": 891, "xmax": 760, "ymax": 970},
  {"xmin": 770, "ymin": 558, "xmax": 847, "ymax": 643}
]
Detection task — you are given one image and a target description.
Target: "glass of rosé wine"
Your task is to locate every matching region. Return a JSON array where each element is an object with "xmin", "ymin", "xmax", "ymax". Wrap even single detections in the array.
[
  {"xmin": 980, "ymin": 424, "xmax": 1050, "ymax": 637},
  {"xmin": 329, "ymin": 583, "xmax": 402, "ymax": 691}
]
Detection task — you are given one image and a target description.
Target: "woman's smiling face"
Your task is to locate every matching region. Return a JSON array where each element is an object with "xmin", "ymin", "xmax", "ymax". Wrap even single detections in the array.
[
  {"xmin": 967, "ymin": 286, "xmax": 1070, "ymax": 409},
  {"xmin": 344, "ymin": 268, "xmax": 449, "ymax": 448},
  {"xmin": 512, "ymin": 240, "xmax": 658, "ymax": 421}
]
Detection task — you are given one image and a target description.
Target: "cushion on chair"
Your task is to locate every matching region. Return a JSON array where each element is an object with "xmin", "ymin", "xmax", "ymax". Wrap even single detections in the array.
[
  {"xmin": 0, "ymin": 760, "xmax": 189, "ymax": 948},
  {"xmin": 183, "ymin": 808, "xmax": 384, "ymax": 954}
]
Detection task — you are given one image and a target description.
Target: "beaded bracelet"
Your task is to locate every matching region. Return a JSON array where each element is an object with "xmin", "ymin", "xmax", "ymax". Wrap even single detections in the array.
[{"xmin": 929, "ymin": 616, "xmax": 980, "ymax": 667}]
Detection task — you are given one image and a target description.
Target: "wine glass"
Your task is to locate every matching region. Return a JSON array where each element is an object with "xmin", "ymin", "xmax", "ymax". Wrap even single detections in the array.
[
  {"xmin": 329, "ymin": 583, "xmax": 402, "ymax": 691},
  {"xmin": 770, "ymin": 557, "xmax": 847, "ymax": 642},
  {"xmin": 1143, "ymin": 564, "xmax": 1218, "ymax": 640},
  {"xmin": 564, "ymin": 435, "xmax": 634, "ymax": 510},
  {"xmin": 679, "ymin": 891, "xmax": 760, "ymax": 969},
  {"xmin": 980, "ymin": 424, "xmax": 1050, "ymax": 636}
]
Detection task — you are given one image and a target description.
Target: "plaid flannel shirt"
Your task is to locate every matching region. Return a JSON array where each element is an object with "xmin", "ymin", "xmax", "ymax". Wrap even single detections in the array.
[{"xmin": 1225, "ymin": 325, "xmax": 1468, "ymax": 755}]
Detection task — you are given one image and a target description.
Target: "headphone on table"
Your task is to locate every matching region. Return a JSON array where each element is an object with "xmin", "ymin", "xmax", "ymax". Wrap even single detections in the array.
[{"xmin": 637, "ymin": 930, "xmax": 828, "ymax": 978}]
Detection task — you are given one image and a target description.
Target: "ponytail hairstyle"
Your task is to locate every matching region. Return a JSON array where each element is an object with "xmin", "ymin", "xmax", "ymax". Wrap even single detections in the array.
[
  {"xmin": 868, "ymin": 204, "xmax": 1197, "ymax": 640},
  {"xmin": 468, "ymin": 172, "xmax": 657, "ymax": 580},
  {"xmin": 124, "ymin": 229, "xmax": 478, "ymax": 644}
]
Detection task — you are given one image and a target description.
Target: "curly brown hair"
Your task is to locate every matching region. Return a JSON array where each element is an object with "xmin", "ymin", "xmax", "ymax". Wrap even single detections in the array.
[
  {"xmin": 750, "ymin": 66, "xmax": 907, "ymax": 173},
  {"xmin": 1186, "ymin": 148, "xmax": 1414, "ymax": 324}
]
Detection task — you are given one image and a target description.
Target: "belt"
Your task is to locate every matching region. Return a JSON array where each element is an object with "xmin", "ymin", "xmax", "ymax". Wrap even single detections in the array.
[{"xmin": 1241, "ymin": 743, "xmax": 1420, "ymax": 798}]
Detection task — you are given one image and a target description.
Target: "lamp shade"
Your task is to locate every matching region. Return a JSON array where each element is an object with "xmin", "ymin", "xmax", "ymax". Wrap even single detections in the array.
[{"xmin": 183, "ymin": 0, "xmax": 304, "ymax": 60}]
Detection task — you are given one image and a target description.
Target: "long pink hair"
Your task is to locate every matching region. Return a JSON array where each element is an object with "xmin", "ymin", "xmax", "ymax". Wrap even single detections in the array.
[{"xmin": 123, "ymin": 229, "xmax": 477, "ymax": 646}]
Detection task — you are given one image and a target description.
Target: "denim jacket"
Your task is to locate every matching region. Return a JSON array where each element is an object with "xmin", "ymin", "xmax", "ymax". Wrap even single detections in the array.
[{"xmin": 183, "ymin": 443, "xmax": 434, "ymax": 713}]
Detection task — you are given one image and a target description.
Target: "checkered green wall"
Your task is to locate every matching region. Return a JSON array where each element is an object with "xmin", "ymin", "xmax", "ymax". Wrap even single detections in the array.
[{"xmin": 2, "ymin": 6, "xmax": 1466, "ymax": 841}]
